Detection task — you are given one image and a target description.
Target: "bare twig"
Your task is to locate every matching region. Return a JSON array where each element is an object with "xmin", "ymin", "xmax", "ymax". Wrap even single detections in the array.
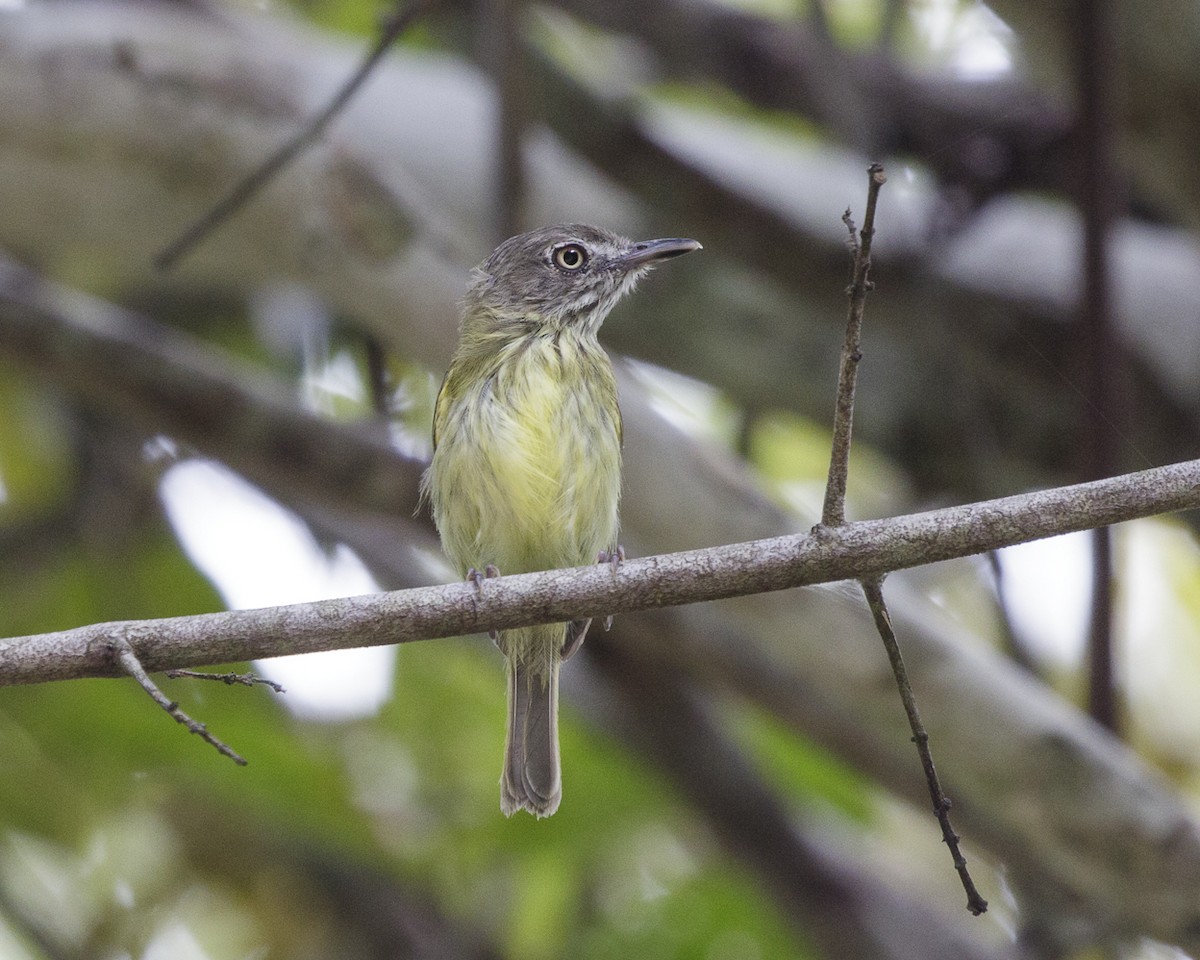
[
  {"xmin": 111, "ymin": 637, "xmax": 248, "ymax": 765},
  {"xmin": 154, "ymin": 0, "xmax": 438, "ymax": 270},
  {"xmin": 822, "ymin": 162, "xmax": 885, "ymax": 527},
  {"xmin": 861, "ymin": 578, "xmax": 988, "ymax": 915},
  {"xmin": 820, "ymin": 164, "xmax": 984, "ymax": 913},
  {"xmin": 166, "ymin": 669, "xmax": 287, "ymax": 693}
]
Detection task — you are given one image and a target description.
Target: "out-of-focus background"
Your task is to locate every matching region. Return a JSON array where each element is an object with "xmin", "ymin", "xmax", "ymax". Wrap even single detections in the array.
[{"xmin": 2, "ymin": 0, "xmax": 1200, "ymax": 957}]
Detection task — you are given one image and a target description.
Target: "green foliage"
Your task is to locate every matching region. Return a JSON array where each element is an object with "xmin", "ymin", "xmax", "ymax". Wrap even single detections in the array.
[
  {"xmin": 0, "ymin": 367, "xmax": 73, "ymax": 520},
  {"xmin": 729, "ymin": 700, "xmax": 876, "ymax": 823},
  {"xmin": 0, "ymin": 506, "xmax": 840, "ymax": 956}
]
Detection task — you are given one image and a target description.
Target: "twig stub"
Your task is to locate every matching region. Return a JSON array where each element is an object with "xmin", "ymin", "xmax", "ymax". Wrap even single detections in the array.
[{"xmin": 166, "ymin": 669, "xmax": 286, "ymax": 693}]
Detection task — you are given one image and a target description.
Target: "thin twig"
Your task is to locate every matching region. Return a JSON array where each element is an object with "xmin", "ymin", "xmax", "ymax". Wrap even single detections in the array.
[
  {"xmin": 819, "ymin": 163, "xmax": 985, "ymax": 914},
  {"xmin": 154, "ymin": 0, "xmax": 438, "ymax": 271},
  {"xmin": 166, "ymin": 669, "xmax": 287, "ymax": 693},
  {"xmin": 112, "ymin": 637, "xmax": 248, "ymax": 765},
  {"xmin": 861, "ymin": 578, "xmax": 988, "ymax": 915},
  {"xmin": 821, "ymin": 162, "xmax": 886, "ymax": 527}
]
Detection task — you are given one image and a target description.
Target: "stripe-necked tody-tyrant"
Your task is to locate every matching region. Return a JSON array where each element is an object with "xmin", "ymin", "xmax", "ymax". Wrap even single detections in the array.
[{"xmin": 423, "ymin": 224, "xmax": 701, "ymax": 817}]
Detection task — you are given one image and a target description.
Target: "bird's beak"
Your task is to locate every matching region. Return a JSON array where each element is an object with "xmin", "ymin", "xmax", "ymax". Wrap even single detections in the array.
[{"xmin": 617, "ymin": 237, "xmax": 703, "ymax": 269}]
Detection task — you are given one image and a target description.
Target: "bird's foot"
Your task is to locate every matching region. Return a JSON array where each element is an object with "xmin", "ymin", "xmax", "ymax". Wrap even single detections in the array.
[
  {"xmin": 597, "ymin": 546, "xmax": 625, "ymax": 631},
  {"xmin": 466, "ymin": 565, "xmax": 502, "ymax": 644}
]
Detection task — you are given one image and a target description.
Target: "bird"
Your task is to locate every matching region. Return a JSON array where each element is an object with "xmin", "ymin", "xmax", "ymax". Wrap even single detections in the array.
[{"xmin": 422, "ymin": 223, "xmax": 701, "ymax": 817}]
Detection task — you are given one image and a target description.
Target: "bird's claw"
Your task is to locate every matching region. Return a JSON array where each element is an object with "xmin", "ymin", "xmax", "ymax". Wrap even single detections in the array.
[
  {"xmin": 466, "ymin": 564, "xmax": 501, "ymax": 592},
  {"xmin": 466, "ymin": 566, "xmax": 502, "ymax": 646},
  {"xmin": 598, "ymin": 545, "xmax": 625, "ymax": 572},
  {"xmin": 597, "ymin": 546, "xmax": 625, "ymax": 632}
]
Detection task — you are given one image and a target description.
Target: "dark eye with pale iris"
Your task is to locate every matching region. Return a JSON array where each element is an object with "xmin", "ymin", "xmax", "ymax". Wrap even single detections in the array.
[{"xmin": 553, "ymin": 244, "xmax": 588, "ymax": 271}]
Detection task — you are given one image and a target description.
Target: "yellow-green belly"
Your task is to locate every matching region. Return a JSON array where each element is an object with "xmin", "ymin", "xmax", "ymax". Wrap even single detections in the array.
[{"xmin": 428, "ymin": 335, "xmax": 622, "ymax": 578}]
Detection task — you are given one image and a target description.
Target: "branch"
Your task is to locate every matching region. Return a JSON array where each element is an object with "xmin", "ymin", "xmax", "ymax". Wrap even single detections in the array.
[
  {"xmin": 112, "ymin": 636, "xmax": 249, "ymax": 765},
  {"xmin": 860, "ymin": 577, "xmax": 987, "ymax": 915},
  {"xmin": 166, "ymin": 669, "xmax": 287, "ymax": 692},
  {"xmin": 545, "ymin": 0, "xmax": 1073, "ymax": 202},
  {"xmin": 1074, "ymin": 0, "xmax": 1123, "ymax": 734},
  {"xmin": 0, "ymin": 256, "xmax": 426, "ymax": 519},
  {"xmin": 3, "ymin": 458, "xmax": 1199, "ymax": 686}
]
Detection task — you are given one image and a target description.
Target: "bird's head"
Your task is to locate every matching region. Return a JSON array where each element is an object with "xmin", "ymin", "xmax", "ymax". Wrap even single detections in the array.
[{"xmin": 464, "ymin": 224, "xmax": 701, "ymax": 338}]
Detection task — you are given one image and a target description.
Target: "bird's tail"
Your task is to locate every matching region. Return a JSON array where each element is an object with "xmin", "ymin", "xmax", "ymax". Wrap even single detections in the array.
[{"xmin": 501, "ymin": 626, "xmax": 561, "ymax": 818}]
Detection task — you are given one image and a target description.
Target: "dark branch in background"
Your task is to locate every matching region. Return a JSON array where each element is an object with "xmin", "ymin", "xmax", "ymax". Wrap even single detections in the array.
[
  {"xmin": 1075, "ymin": 0, "xmax": 1122, "ymax": 733},
  {"xmin": 363, "ymin": 334, "xmax": 392, "ymax": 417},
  {"xmin": 819, "ymin": 165, "xmax": 985, "ymax": 915},
  {"xmin": 544, "ymin": 0, "xmax": 1073, "ymax": 204},
  {"xmin": 483, "ymin": 0, "xmax": 528, "ymax": 243},
  {"xmin": 0, "ymin": 256, "xmax": 426, "ymax": 519},
  {"xmin": 154, "ymin": 0, "xmax": 438, "ymax": 270},
  {"xmin": 112, "ymin": 636, "xmax": 248, "ymax": 765}
]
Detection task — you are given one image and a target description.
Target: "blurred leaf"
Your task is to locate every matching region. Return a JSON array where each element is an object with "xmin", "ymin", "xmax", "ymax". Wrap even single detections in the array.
[
  {"xmin": 0, "ymin": 365, "xmax": 74, "ymax": 520},
  {"xmin": 727, "ymin": 699, "xmax": 877, "ymax": 822}
]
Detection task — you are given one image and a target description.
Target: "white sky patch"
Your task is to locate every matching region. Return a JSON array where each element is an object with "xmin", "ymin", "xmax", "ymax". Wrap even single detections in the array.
[
  {"xmin": 142, "ymin": 922, "xmax": 210, "ymax": 960},
  {"xmin": 302, "ymin": 348, "xmax": 365, "ymax": 416},
  {"xmin": 996, "ymin": 532, "xmax": 1092, "ymax": 668},
  {"xmin": 910, "ymin": 0, "xmax": 1013, "ymax": 78},
  {"xmin": 159, "ymin": 459, "xmax": 393, "ymax": 720}
]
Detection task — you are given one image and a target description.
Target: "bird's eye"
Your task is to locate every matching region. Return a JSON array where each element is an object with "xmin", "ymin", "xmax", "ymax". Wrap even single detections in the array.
[{"xmin": 553, "ymin": 244, "xmax": 588, "ymax": 271}]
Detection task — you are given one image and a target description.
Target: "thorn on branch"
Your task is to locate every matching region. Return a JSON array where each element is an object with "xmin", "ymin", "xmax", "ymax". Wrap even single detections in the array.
[{"xmin": 111, "ymin": 637, "xmax": 249, "ymax": 766}]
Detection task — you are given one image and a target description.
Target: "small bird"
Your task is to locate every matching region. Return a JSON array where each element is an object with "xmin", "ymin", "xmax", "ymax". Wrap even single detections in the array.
[{"xmin": 423, "ymin": 224, "xmax": 701, "ymax": 817}]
